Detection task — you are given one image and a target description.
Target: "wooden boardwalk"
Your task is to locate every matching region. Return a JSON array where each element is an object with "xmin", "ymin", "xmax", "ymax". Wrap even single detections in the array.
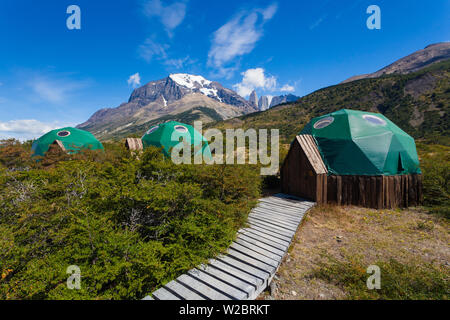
[{"xmin": 143, "ymin": 194, "xmax": 315, "ymax": 300}]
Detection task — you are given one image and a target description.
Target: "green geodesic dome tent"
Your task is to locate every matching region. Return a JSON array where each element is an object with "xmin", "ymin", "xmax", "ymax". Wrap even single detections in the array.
[
  {"xmin": 141, "ymin": 121, "xmax": 212, "ymax": 159},
  {"xmin": 31, "ymin": 127, "xmax": 104, "ymax": 157},
  {"xmin": 301, "ymin": 109, "xmax": 421, "ymax": 176}
]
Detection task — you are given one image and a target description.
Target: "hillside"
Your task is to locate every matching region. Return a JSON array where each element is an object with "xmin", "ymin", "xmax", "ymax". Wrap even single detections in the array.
[
  {"xmin": 343, "ymin": 42, "xmax": 450, "ymax": 83},
  {"xmin": 209, "ymin": 60, "xmax": 450, "ymax": 144}
]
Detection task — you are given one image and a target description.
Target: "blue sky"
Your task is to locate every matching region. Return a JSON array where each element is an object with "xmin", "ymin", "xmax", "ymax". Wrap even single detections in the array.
[{"xmin": 0, "ymin": 0, "xmax": 448, "ymax": 139}]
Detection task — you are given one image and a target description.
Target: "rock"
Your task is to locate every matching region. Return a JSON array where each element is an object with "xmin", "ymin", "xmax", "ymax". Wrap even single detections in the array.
[
  {"xmin": 268, "ymin": 282, "xmax": 278, "ymax": 296},
  {"xmin": 249, "ymin": 90, "xmax": 258, "ymax": 107},
  {"xmin": 269, "ymin": 94, "xmax": 300, "ymax": 108},
  {"xmin": 291, "ymin": 290, "xmax": 297, "ymax": 296},
  {"xmin": 258, "ymin": 95, "xmax": 269, "ymax": 111}
]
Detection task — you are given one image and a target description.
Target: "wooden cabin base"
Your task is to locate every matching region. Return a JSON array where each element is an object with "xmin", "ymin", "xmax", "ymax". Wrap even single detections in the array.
[
  {"xmin": 281, "ymin": 135, "xmax": 423, "ymax": 209},
  {"xmin": 282, "ymin": 174, "xmax": 423, "ymax": 210}
]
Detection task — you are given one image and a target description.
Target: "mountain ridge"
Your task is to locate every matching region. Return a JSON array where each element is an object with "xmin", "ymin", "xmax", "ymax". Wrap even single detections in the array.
[
  {"xmin": 78, "ymin": 74, "xmax": 257, "ymax": 140},
  {"xmin": 342, "ymin": 42, "xmax": 450, "ymax": 83}
]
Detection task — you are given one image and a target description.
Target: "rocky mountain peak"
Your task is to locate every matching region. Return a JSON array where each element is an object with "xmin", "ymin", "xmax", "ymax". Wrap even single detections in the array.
[{"xmin": 249, "ymin": 90, "xmax": 258, "ymax": 107}]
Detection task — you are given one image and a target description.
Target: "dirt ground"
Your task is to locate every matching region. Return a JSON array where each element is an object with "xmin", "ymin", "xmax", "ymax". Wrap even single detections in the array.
[{"xmin": 259, "ymin": 205, "xmax": 449, "ymax": 300}]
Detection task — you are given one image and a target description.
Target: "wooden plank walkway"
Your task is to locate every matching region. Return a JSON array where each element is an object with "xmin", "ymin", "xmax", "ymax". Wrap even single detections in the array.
[{"xmin": 143, "ymin": 193, "xmax": 315, "ymax": 300}]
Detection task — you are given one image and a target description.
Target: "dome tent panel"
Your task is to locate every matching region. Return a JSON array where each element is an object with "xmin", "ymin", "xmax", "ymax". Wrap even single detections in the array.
[
  {"xmin": 141, "ymin": 121, "xmax": 212, "ymax": 159},
  {"xmin": 353, "ymin": 131, "xmax": 393, "ymax": 174},
  {"xmin": 300, "ymin": 109, "xmax": 421, "ymax": 176},
  {"xmin": 32, "ymin": 127, "xmax": 104, "ymax": 157},
  {"xmin": 320, "ymin": 137, "xmax": 382, "ymax": 175}
]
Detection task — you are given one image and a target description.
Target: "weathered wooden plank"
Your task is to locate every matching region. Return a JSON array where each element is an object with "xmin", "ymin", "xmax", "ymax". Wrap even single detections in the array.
[
  {"xmin": 217, "ymin": 255, "xmax": 270, "ymax": 281},
  {"xmin": 152, "ymin": 287, "xmax": 182, "ymax": 300},
  {"xmin": 249, "ymin": 215, "xmax": 298, "ymax": 232},
  {"xmin": 225, "ymin": 251, "xmax": 276, "ymax": 276},
  {"xmin": 165, "ymin": 280, "xmax": 206, "ymax": 300},
  {"xmin": 260, "ymin": 197, "xmax": 307, "ymax": 208},
  {"xmin": 197, "ymin": 264, "xmax": 256, "ymax": 299},
  {"xmin": 253, "ymin": 206, "xmax": 304, "ymax": 219},
  {"xmin": 176, "ymin": 274, "xmax": 232, "ymax": 300},
  {"xmin": 231, "ymin": 239, "xmax": 283, "ymax": 262},
  {"xmin": 252, "ymin": 210, "xmax": 302, "ymax": 224},
  {"xmin": 244, "ymin": 223, "xmax": 293, "ymax": 242},
  {"xmin": 247, "ymin": 219, "xmax": 295, "ymax": 238},
  {"xmin": 260, "ymin": 198, "xmax": 312, "ymax": 210},
  {"xmin": 260, "ymin": 197, "xmax": 310, "ymax": 208},
  {"xmin": 255, "ymin": 203, "xmax": 305, "ymax": 215},
  {"xmin": 228, "ymin": 244, "xmax": 279, "ymax": 268},
  {"xmin": 250, "ymin": 212, "xmax": 300, "ymax": 229},
  {"xmin": 187, "ymin": 269, "xmax": 248, "ymax": 300},
  {"xmin": 239, "ymin": 228, "xmax": 291, "ymax": 248},
  {"xmin": 237, "ymin": 234, "xmax": 286, "ymax": 256},
  {"xmin": 255, "ymin": 204, "xmax": 305, "ymax": 217},
  {"xmin": 207, "ymin": 260, "xmax": 263, "ymax": 288}
]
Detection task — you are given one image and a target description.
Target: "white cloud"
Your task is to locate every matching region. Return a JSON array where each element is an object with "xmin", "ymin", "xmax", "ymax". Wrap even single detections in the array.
[
  {"xmin": 27, "ymin": 74, "xmax": 88, "ymax": 105},
  {"xmin": 259, "ymin": 3, "xmax": 278, "ymax": 20},
  {"xmin": 280, "ymin": 84, "xmax": 295, "ymax": 92},
  {"xmin": 127, "ymin": 73, "xmax": 142, "ymax": 88},
  {"xmin": 142, "ymin": 0, "xmax": 187, "ymax": 35},
  {"xmin": 138, "ymin": 38, "xmax": 193, "ymax": 69},
  {"xmin": 208, "ymin": 3, "xmax": 278, "ymax": 73},
  {"xmin": 0, "ymin": 119, "xmax": 72, "ymax": 141},
  {"xmin": 138, "ymin": 38, "xmax": 169, "ymax": 63},
  {"xmin": 233, "ymin": 68, "xmax": 277, "ymax": 98}
]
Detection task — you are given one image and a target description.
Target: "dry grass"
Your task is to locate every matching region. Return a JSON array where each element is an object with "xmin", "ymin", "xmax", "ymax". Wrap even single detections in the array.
[{"xmin": 261, "ymin": 205, "xmax": 449, "ymax": 300}]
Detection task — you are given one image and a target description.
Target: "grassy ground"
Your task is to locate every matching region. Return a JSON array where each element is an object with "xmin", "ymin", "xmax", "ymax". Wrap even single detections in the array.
[{"xmin": 260, "ymin": 205, "xmax": 449, "ymax": 300}]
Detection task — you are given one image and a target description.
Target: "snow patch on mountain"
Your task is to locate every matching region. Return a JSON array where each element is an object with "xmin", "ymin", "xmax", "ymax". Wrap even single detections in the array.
[
  {"xmin": 170, "ymin": 73, "xmax": 224, "ymax": 102},
  {"xmin": 200, "ymin": 87, "xmax": 221, "ymax": 102},
  {"xmin": 169, "ymin": 73, "xmax": 212, "ymax": 89}
]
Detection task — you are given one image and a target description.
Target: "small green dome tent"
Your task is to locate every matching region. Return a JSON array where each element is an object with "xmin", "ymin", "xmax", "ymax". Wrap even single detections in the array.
[
  {"xmin": 301, "ymin": 109, "xmax": 421, "ymax": 176},
  {"xmin": 141, "ymin": 121, "xmax": 212, "ymax": 159},
  {"xmin": 32, "ymin": 127, "xmax": 104, "ymax": 157}
]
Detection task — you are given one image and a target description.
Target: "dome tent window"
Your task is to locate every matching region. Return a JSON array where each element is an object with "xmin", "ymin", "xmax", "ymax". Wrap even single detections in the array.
[
  {"xmin": 146, "ymin": 126, "xmax": 159, "ymax": 135},
  {"xmin": 174, "ymin": 125, "xmax": 188, "ymax": 133},
  {"xmin": 363, "ymin": 114, "xmax": 387, "ymax": 126},
  {"xmin": 313, "ymin": 117, "xmax": 334, "ymax": 129},
  {"xmin": 57, "ymin": 130, "xmax": 71, "ymax": 137}
]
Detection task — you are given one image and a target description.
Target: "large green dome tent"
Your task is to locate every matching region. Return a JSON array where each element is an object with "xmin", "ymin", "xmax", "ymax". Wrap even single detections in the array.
[
  {"xmin": 31, "ymin": 127, "xmax": 104, "ymax": 157},
  {"xmin": 141, "ymin": 121, "xmax": 212, "ymax": 159},
  {"xmin": 301, "ymin": 109, "xmax": 421, "ymax": 176},
  {"xmin": 281, "ymin": 109, "xmax": 422, "ymax": 209}
]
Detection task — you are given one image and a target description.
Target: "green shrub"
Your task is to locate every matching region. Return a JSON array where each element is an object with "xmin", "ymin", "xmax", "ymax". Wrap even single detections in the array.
[
  {"xmin": 417, "ymin": 142, "xmax": 450, "ymax": 218},
  {"xmin": 0, "ymin": 143, "xmax": 261, "ymax": 299}
]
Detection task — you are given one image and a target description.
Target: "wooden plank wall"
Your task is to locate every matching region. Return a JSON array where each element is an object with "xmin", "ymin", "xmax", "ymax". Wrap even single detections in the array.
[
  {"xmin": 125, "ymin": 138, "xmax": 143, "ymax": 151},
  {"xmin": 281, "ymin": 135, "xmax": 327, "ymax": 202},
  {"xmin": 326, "ymin": 174, "xmax": 423, "ymax": 209},
  {"xmin": 281, "ymin": 142, "xmax": 318, "ymax": 201}
]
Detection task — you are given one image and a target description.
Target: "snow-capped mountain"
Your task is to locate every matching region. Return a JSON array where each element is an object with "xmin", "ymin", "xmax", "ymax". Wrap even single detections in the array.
[{"xmin": 78, "ymin": 74, "xmax": 256, "ymax": 140}]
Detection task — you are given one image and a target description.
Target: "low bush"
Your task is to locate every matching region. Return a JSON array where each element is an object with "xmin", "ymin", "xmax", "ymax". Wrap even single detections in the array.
[{"xmin": 0, "ymin": 141, "xmax": 261, "ymax": 299}]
